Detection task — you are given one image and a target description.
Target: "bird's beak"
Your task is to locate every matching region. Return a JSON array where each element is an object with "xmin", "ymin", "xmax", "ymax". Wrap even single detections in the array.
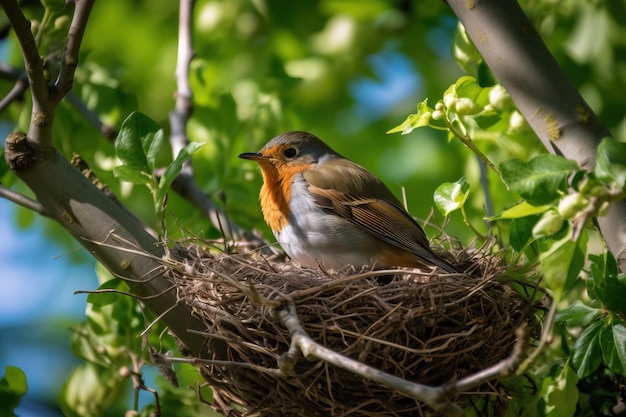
[{"xmin": 239, "ymin": 152, "xmax": 267, "ymax": 161}]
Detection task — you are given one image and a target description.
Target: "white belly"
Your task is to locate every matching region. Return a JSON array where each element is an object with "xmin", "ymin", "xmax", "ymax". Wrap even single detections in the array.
[{"xmin": 274, "ymin": 176, "xmax": 379, "ymax": 270}]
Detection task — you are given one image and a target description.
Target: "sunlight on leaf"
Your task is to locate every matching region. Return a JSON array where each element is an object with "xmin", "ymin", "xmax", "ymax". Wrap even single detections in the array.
[
  {"xmin": 595, "ymin": 137, "xmax": 626, "ymax": 187},
  {"xmin": 487, "ymin": 200, "xmax": 550, "ymax": 220},
  {"xmin": 539, "ymin": 231, "xmax": 587, "ymax": 301},
  {"xmin": 542, "ymin": 364, "xmax": 578, "ymax": 417},
  {"xmin": 434, "ymin": 176, "xmax": 470, "ymax": 216},
  {"xmin": 116, "ymin": 111, "xmax": 164, "ymax": 174},
  {"xmin": 156, "ymin": 142, "xmax": 205, "ymax": 210},
  {"xmin": 387, "ymin": 99, "xmax": 432, "ymax": 135},
  {"xmin": 500, "ymin": 155, "xmax": 578, "ymax": 205}
]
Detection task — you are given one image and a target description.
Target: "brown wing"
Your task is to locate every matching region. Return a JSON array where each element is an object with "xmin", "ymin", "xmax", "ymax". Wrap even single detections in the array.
[{"xmin": 302, "ymin": 158, "xmax": 453, "ymax": 270}]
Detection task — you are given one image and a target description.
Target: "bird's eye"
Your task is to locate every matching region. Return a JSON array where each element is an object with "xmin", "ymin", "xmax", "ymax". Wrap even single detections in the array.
[{"xmin": 284, "ymin": 147, "xmax": 297, "ymax": 158}]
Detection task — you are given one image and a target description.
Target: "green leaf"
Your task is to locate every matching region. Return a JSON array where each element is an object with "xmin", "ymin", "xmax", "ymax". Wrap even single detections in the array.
[
  {"xmin": 555, "ymin": 301, "xmax": 603, "ymax": 327},
  {"xmin": 452, "ymin": 23, "xmax": 482, "ymax": 75},
  {"xmin": 571, "ymin": 320, "xmax": 603, "ymax": 379},
  {"xmin": 509, "ymin": 215, "xmax": 540, "ymax": 252},
  {"xmin": 60, "ymin": 363, "xmax": 124, "ymax": 417},
  {"xmin": 612, "ymin": 323, "xmax": 626, "ymax": 371},
  {"xmin": 0, "ymin": 366, "xmax": 28, "ymax": 417},
  {"xmin": 156, "ymin": 141, "xmax": 205, "ymax": 210},
  {"xmin": 488, "ymin": 200, "xmax": 550, "ymax": 220},
  {"xmin": 600, "ymin": 326, "xmax": 624, "ymax": 374},
  {"xmin": 542, "ymin": 364, "xmax": 578, "ymax": 417},
  {"xmin": 455, "ymin": 76, "xmax": 490, "ymax": 107},
  {"xmin": 500, "ymin": 155, "xmax": 578, "ymax": 205},
  {"xmin": 116, "ymin": 111, "xmax": 164, "ymax": 174},
  {"xmin": 69, "ymin": 324, "xmax": 108, "ymax": 366},
  {"xmin": 112, "ymin": 165, "xmax": 153, "ymax": 185},
  {"xmin": 539, "ymin": 231, "xmax": 586, "ymax": 301},
  {"xmin": 387, "ymin": 99, "xmax": 432, "ymax": 135},
  {"xmin": 595, "ymin": 137, "xmax": 626, "ymax": 186},
  {"xmin": 434, "ymin": 176, "xmax": 470, "ymax": 216},
  {"xmin": 594, "ymin": 272, "xmax": 626, "ymax": 315}
]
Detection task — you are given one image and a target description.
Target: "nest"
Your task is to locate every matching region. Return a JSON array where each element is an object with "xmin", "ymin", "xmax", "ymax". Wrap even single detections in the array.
[{"xmin": 166, "ymin": 241, "xmax": 545, "ymax": 417}]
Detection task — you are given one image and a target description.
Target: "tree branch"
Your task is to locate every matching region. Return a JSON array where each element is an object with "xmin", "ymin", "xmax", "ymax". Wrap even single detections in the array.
[
  {"xmin": 51, "ymin": 0, "xmax": 95, "ymax": 104},
  {"xmin": 278, "ymin": 302, "xmax": 530, "ymax": 417},
  {"xmin": 1, "ymin": 1, "xmax": 213, "ymax": 358},
  {"xmin": 167, "ymin": 0, "xmax": 263, "ymax": 243},
  {"xmin": 0, "ymin": 76, "xmax": 28, "ymax": 112},
  {"xmin": 0, "ymin": 184, "xmax": 47, "ymax": 215},
  {"xmin": 447, "ymin": 0, "xmax": 626, "ymax": 271},
  {"xmin": 0, "ymin": 0, "xmax": 50, "ymax": 115},
  {"xmin": 65, "ymin": 91, "xmax": 118, "ymax": 140}
]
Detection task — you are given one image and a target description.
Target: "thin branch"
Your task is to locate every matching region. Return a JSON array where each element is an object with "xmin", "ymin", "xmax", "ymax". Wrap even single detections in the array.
[
  {"xmin": 65, "ymin": 92, "xmax": 118, "ymax": 140},
  {"xmin": 0, "ymin": 76, "xmax": 28, "ymax": 113},
  {"xmin": 444, "ymin": 326, "xmax": 528, "ymax": 394},
  {"xmin": 166, "ymin": 0, "xmax": 262, "ymax": 243},
  {"xmin": 278, "ymin": 303, "xmax": 465, "ymax": 417},
  {"xmin": 51, "ymin": 0, "xmax": 95, "ymax": 104},
  {"xmin": 0, "ymin": 0, "xmax": 49, "ymax": 111},
  {"xmin": 0, "ymin": 184, "xmax": 47, "ymax": 215},
  {"xmin": 170, "ymin": 0, "xmax": 194, "ymax": 160}
]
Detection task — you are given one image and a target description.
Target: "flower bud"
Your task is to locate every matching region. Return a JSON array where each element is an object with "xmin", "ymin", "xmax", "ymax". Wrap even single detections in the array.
[
  {"xmin": 532, "ymin": 210, "xmax": 564, "ymax": 238},
  {"xmin": 443, "ymin": 93, "xmax": 457, "ymax": 111},
  {"xmin": 488, "ymin": 84, "xmax": 511, "ymax": 111},
  {"xmin": 558, "ymin": 193, "xmax": 588, "ymax": 220},
  {"xmin": 454, "ymin": 97, "xmax": 482, "ymax": 115}
]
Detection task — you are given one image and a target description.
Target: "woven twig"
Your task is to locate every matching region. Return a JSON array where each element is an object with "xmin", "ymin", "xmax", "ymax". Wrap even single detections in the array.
[{"xmin": 164, "ymin": 241, "xmax": 545, "ymax": 417}]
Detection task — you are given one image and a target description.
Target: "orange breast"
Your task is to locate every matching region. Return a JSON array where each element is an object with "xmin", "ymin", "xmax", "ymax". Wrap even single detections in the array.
[{"xmin": 258, "ymin": 162, "xmax": 309, "ymax": 233}]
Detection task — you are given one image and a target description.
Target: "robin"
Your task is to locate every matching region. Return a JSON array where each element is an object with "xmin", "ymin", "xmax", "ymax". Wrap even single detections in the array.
[{"xmin": 239, "ymin": 131, "xmax": 458, "ymax": 273}]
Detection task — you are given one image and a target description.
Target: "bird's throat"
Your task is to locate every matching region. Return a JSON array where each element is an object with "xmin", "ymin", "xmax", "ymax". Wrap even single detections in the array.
[{"xmin": 259, "ymin": 166, "xmax": 290, "ymax": 233}]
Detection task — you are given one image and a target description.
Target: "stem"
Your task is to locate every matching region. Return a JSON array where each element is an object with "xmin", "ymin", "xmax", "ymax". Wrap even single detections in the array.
[
  {"xmin": 447, "ymin": 116, "xmax": 500, "ymax": 174},
  {"xmin": 461, "ymin": 206, "xmax": 486, "ymax": 240}
]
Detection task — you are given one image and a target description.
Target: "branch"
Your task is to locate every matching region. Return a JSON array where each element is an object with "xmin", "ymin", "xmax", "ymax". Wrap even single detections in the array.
[
  {"xmin": 278, "ymin": 303, "xmax": 530, "ymax": 417},
  {"xmin": 0, "ymin": 184, "xmax": 47, "ymax": 215},
  {"xmin": 66, "ymin": 92, "xmax": 118, "ymax": 140},
  {"xmin": 447, "ymin": 0, "xmax": 626, "ymax": 271},
  {"xmin": 0, "ymin": 63, "xmax": 29, "ymax": 112},
  {"xmin": 0, "ymin": 0, "xmax": 49, "ymax": 113},
  {"xmin": 51, "ymin": 0, "xmax": 95, "ymax": 104},
  {"xmin": 2, "ymin": 0, "xmax": 212, "ymax": 356},
  {"xmin": 167, "ymin": 0, "xmax": 264, "ymax": 243}
]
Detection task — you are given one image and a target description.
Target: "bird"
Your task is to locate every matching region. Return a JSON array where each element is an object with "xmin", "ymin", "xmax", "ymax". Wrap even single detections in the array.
[{"xmin": 239, "ymin": 131, "xmax": 458, "ymax": 273}]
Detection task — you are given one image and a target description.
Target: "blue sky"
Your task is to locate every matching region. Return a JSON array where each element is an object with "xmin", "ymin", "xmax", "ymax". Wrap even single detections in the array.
[{"xmin": 0, "ymin": 200, "xmax": 97, "ymax": 416}]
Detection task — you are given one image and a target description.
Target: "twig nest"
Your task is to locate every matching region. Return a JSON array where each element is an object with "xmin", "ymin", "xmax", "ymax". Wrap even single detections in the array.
[{"xmin": 167, "ymin": 242, "xmax": 544, "ymax": 417}]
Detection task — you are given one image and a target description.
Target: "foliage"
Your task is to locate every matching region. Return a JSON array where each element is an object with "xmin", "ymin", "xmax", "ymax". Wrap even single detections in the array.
[
  {"xmin": 114, "ymin": 111, "xmax": 204, "ymax": 231},
  {"xmin": 387, "ymin": 14, "xmax": 626, "ymax": 413},
  {"xmin": 0, "ymin": 366, "xmax": 28, "ymax": 417},
  {"xmin": 1, "ymin": 0, "xmax": 626, "ymax": 416}
]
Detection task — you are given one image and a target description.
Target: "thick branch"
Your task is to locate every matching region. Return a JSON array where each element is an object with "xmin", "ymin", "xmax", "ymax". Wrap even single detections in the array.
[
  {"xmin": 4, "ymin": 133, "xmax": 210, "ymax": 357},
  {"xmin": 448, "ymin": 0, "xmax": 626, "ymax": 270}
]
